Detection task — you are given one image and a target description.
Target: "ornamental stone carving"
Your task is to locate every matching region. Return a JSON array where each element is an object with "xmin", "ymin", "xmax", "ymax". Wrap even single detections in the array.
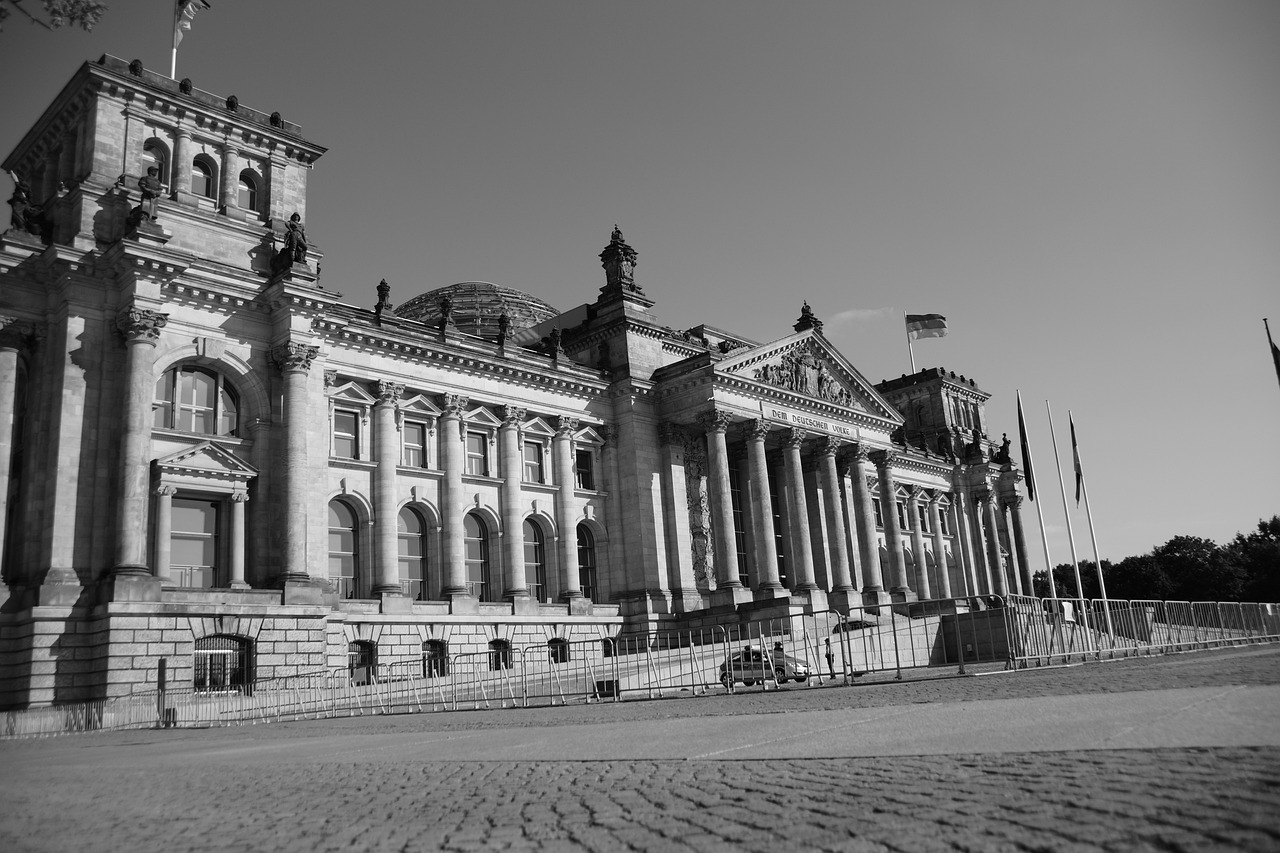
[
  {"xmin": 323, "ymin": 369, "xmax": 338, "ymax": 388},
  {"xmin": 116, "ymin": 308, "xmax": 168, "ymax": 343},
  {"xmin": 598, "ymin": 423, "xmax": 616, "ymax": 447},
  {"xmin": 599, "ymin": 225, "xmax": 640, "ymax": 294},
  {"xmin": 845, "ymin": 442, "xmax": 872, "ymax": 465},
  {"xmin": 698, "ymin": 409, "xmax": 733, "ymax": 433},
  {"xmin": 0, "ymin": 316, "xmax": 36, "ymax": 351},
  {"xmin": 782, "ymin": 427, "xmax": 807, "ymax": 449},
  {"xmin": 742, "ymin": 419, "xmax": 771, "ymax": 442},
  {"xmin": 657, "ymin": 421, "xmax": 683, "ymax": 445},
  {"xmin": 436, "ymin": 394, "xmax": 469, "ymax": 417},
  {"xmin": 498, "ymin": 405, "xmax": 526, "ymax": 427},
  {"xmin": 554, "ymin": 415, "xmax": 578, "ymax": 436},
  {"xmin": 820, "ymin": 436, "xmax": 842, "ymax": 457},
  {"xmin": 869, "ymin": 449, "xmax": 898, "ymax": 469},
  {"xmin": 270, "ymin": 342, "xmax": 319, "ymax": 373},
  {"xmin": 752, "ymin": 344, "xmax": 853, "ymax": 406},
  {"xmin": 1003, "ymin": 494, "xmax": 1025, "ymax": 510},
  {"xmin": 154, "ymin": 484, "xmax": 178, "ymax": 497},
  {"xmin": 374, "ymin": 380, "xmax": 404, "ymax": 406}
]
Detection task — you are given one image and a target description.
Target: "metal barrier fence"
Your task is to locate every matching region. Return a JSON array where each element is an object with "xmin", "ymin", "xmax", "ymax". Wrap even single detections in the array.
[
  {"xmin": 1004, "ymin": 595, "xmax": 1280, "ymax": 666},
  {"xmin": 5, "ymin": 594, "xmax": 1276, "ymax": 738}
]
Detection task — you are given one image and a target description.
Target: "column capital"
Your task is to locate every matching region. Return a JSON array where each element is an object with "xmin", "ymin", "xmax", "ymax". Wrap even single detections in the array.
[
  {"xmin": 845, "ymin": 442, "xmax": 872, "ymax": 464},
  {"xmin": 698, "ymin": 408, "xmax": 733, "ymax": 434},
  {"xmin": 116, "ymin": 307, "xmax": 168, "ymax": 344},
  {"xmin": 554, "ymin": 415, "xmax": 579, "ymax": 437},
  {"xmin": 230, "ymin": 492, "xmax": 250, "ymax": 503},
  {"xmin": 928, "ymin": 490, "xmax": 945, "ymax": 507},
  {"xmin": 869, "ymin": 448, "xmax": 898, "ymax": 470},
  {"xmin": 0, "ymin": 316, "xmax": 37, "ymax": 351},
  {"xmin": 782, "ymin": 427, "xmax": 807, "ymax": 449},
  {"xmin": 436, "ymin": 393, "xmax": 469, "ymax": 416},
  {"xmin": 499, "ymin": 405, "xmax": 526, "ymax": 427},
  {"xmin": 819, "ymin": 436, "xmax": 842, "ymax": 458},
  {"xmin": 742, "ymin": 418, "xmax": 771, "ymax": 442},
  {"xmin": 374, "ymin": 380, "xmax": 404, "ymax": 406},
  {"xmin": 270, "ymin": 342, "xmax": 319, "ymax": 373},
  {"xmin": 154, "ymin": 484, "xmax": 178, "ymax": 497},
  {"xmin": 1003, "ymin": 494, "xmax": 1025, "ymax": 510},
  {"xmin": 974, "ymin": 490, "xmax": 993, "ymax": 507},
  {"xmin": 906, "ymin": 484, "xmax": 925, "ymax": 503}
]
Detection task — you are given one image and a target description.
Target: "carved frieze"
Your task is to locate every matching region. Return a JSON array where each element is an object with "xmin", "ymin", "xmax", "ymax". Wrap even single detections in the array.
[{"xmin": 750, "ymin": 343, "xmax": 855, "ymax": 407}]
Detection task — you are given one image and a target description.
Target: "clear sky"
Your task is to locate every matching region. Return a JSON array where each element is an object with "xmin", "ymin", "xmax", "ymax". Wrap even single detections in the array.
[{"xmin": 3, "ymin": 1, "xmax": 1277, "ymax": 574}]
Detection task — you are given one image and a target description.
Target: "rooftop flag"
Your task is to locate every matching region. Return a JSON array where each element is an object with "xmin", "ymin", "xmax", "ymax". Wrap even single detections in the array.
[
  {"xmin": 1070, "ymin": 413, "xmax": 1083, "ymax": 506},
  {"xmin": 1017, "ymin": 391, "xmax": 1035, "ymax": 502},
  {"xmin": 174, "ymin": 1, "xmax": 211, "ymax": 49},
  {"xmin": 905, "ymin": 313, "xmax": 947, "ymax": 340}
]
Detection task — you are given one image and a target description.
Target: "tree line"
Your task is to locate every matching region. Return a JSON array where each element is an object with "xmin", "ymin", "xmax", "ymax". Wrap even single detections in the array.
[{"xmin": 1031, "ymin": 516, "xmax": 1280, "ymax": 603}]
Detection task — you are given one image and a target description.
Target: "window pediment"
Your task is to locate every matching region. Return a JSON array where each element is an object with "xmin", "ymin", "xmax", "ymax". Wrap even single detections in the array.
[{"xmin": 154, "ymin": 441, "xmax": 257, "ymax": 493}]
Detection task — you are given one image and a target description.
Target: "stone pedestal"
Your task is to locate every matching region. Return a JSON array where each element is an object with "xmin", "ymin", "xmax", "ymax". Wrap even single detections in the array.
[
  {"xmin": 37, "ymin": 567, "xmax": 85, "ymax": 606},
  {"xmin": 861, "ymin": 588, "xmax": 892, "ymax": 607},
  {"xmin": 447, "ymin": 593, "xmax": 480, "ymax": 615},
  {"xmin": 379, "ymin": 593, "xmax": 414, "ymax": 615},
  {"xmin": 712, "ymin": 586, "xmax": 755, "ymax": 609},
  {"xmin": 98, "ymin": 574, "xmax": 162, "ymax": 603},
  {"xmin": 282, "ymin": 580, "xmax": 325, "ymax": 605},
  {"xmin": 827, "ymin": 588, "xmax": 864, "ymax": 615}
]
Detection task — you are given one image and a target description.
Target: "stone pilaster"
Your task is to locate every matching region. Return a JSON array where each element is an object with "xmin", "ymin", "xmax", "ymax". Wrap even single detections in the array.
[
  {"xmin": 229, "ymin": 492, "xmax": 249, "ymax": 589},
  {"xmin": 437, "ymin": 394, "xmax": 469, "ymax": 598},
  {"xmin": 743, "ymin": 420, "xmax": 782, "ymax": 593},
  {"xmin": 977, "ymin": 491, "xmax": 1006, "ymax": 596},
  {"xmin": 553, "ymin": 416, "xmax": 581, "ymax": 600},
  {"xmin": 998, "ymin": 499, "xmax": 1023, "ymax": 596},
  {"xmin": 819, "ymin": 439, "xmax": 853, "ymax": 592},
  {"xmin": 372, "ymin": 380, "xmax": 404, "ymax": 596},
  {"xmin": 1006, "ymin": 495, "xmax": 1034, "ymax": 596},
  {"xmin": 0, "ymin": 317, "xmax": 34, "ymax": 585},
  {"xmin": 152, "ymin": 484, "xmax": 177, "ymax": 583},
  {"xmin": 499, "ymin": 406, "xmax": 529, "ymax": 601},
  {"xmin": 950, "ymin": 491, "xmax": 976, "ymax": 597}
]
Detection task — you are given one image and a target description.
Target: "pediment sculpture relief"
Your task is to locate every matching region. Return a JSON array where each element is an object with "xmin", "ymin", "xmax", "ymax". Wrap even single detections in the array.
[{"xmin": 752, "ymin": 347, "xmax": 857, "ymax": 408}]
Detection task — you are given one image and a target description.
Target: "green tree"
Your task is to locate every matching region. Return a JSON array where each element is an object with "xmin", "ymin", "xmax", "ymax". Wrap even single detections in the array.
[
  {"xmin": 1224, "ymin": 516, "xmax": 1280, "ymax": 602},
  {"xmin": 0, "ymin": 1, "xmax": 107, "ymax": 32}
]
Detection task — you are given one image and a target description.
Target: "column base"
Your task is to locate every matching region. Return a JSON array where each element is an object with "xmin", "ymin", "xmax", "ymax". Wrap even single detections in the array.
[
  {"xmin": 38, "ymin": 566, "xmax": 87, "ymax": 606},
  {"xmin": 98, "ymin": 573, "xmax": 162, "ymax": 603},
  {"xmin": 567, "ymin": 597, "xmax": 593, "ymax": 617},
  {"xmin": 861, "ymin": 588, "xmax": 892, "ymax": 608},
  {"xmin": 228, "ymin": 581, "xmax": 251, "ymax": 591},
  {"xmin": 890, "ymin": 588, "xmax": 919, "ymax": 604},
  {"xmin": 792, "ymin": 588, "xmax": 829, "ymax": 613},
  {"xmin": 282, "ymin": 580, "xmax": 325, "ymax": 605},
  {"xmin": 753, "ymin": 585, "xmax": 789, "ymax": 602},
  {"xmin": 447, "ymin": 593, "xmax": 480, "ymax": 615},
  {"xmin": 711, "ymin": 585, "xmax": 755, "ymax": 608},
  {"xmin": 379, "ymin": 593, "xmax": 414, "ymax": 614},
  {"xmin": 826, "ymin": 589, "xmax": 863, "ymax": 615}
]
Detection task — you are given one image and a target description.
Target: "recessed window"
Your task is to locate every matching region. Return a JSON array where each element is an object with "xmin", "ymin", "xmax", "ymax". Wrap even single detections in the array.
[
  {"xmin": 466, "ymin": 432, "xmax": 488, "ymax": 476},
  {"xmin": 328, "ymin": 500, "xmax": 359, "ymax": 599},
  {"xmin": 464, "ymin": 513, "xmax": 492, "ymax": 601},
  {"xmin": 403, "ymin": 421, "xmax": 428, "ymax": 468},
  {"xmin": 523, "ymin": 440, "xmax": 543, "ymax": 483},
  {"xmin": 398, "ymin": 507, "xmax": 426, "ymax": 600},
  {"xmin": 488, "ymin": 639, "xmax": 511, "ymax": 671},
  {"xmin": 191, "ymin": 157, "xmax": 215, "ymax": 198},
  {"xmin": 577, "ymin": 525, "xmax": 597, "ymax": 601},
  {"xmin": 548, "ymin": 638, "xmax": 569, "ymax": 665},
  {"xmin": 897, "ymin": 502, "xmax": 909, "ymax": 531},
  {"xmin": 142, "ymin": 139, "xmax": 169, "ymax": 187},
  {"xmin": 347, "ymin": 640, "xmax": 377, "ymax": 686},
  {"xmin": 575, "ymin": 448, "xmax": 595, "ymax": 490},
  {"xmin": 872, "ymin": 498, "xmax": 884, "ymax": 529},
  {"xmin": 918, "ymin": 505, "xmax": 930, "ymax": 534},
  {"xmin": 333, "ymin": 410, "xmax": 359, "ymax": 458},
  {"xmin": 194, "ymin": 636, "xmax": 250, "ymax": 694},
  {"xmin": 171, "ymin": 498, "xmax": 218, "ymax": 588},
  {"xmin": 524, "ymin": 519, "xmax": 547, "ymax": 602},
  {"xmin": 423, "ymin": 640, "xmax": 448, "ymax": 678},
  {"xmin": 939, "ymin": 511, "xmax": 950, "ymax": 536},
  {"xmin": 237, "ymin": 170, "xmax": 258, "ymax": 213},
  {"xmin": 153, "ymin": 366, "xmax": 238, "ymax": 436}
]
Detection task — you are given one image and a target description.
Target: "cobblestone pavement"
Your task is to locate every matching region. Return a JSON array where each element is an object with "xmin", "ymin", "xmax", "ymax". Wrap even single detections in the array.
[{"xmin": 2, "ymin": 646, "xmax": 1279, "ymax": 853}]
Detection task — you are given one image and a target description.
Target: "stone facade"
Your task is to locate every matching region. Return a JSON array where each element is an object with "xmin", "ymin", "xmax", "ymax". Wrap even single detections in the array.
[{"xmin": 0, "ymin": 56, "xmax": 1031, "ymax": 709}]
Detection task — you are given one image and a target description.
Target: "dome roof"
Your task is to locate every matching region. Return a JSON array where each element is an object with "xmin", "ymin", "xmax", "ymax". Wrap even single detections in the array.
[{"xmin": 393, "ymin": 281, "xmax": 560, "ymax": 339}]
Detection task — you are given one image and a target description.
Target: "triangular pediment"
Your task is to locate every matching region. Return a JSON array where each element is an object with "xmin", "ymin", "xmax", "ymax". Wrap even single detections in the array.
[
  {"xmin": 329, "ymin": 380, "xmax": 376, "ymax": 407},
  {"xmin": 154, "ymin": 440, "xmax": 258, "ymax": 482},
  {"xmin": 522, "ymin": 416, "xmax": 556, "ymax": 437},
  {"xmin": 717, "ymin": 330, "xmax": 900, "ymax": 421}
]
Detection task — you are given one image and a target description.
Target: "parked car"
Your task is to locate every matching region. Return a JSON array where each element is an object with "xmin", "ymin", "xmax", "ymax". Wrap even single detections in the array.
[{"xmin": 720, "ymin": 646, "xmax": 811, "ymax": 687}]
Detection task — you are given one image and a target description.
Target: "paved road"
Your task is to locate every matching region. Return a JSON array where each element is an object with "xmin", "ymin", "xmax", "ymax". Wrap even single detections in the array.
[{"xmin": 3, "ymin": 646, "xmax": 1278, "ymax": 852}]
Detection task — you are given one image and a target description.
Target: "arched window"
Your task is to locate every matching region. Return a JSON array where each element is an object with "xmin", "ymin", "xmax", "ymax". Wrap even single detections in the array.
[
  {"xmin": 329, "ymin": 501, "xmax": 359, "ymax": 599},
  {"xmin": 422, "ymin": 640, "xmax": 448, "ymax": 678},
  {"xmin": 548, "ymin": 637, "xmax": 569, "ymax": 664},
  {"xmin": 347, "ymin": 640, "xmax": 377, "ymax": 686},
  {"xmin": 577, "ymin": 525, "xmax": 597, "ymax": 601},
  {"xmin": 523, "ymin": 519, "xmax": 547, "ymax": 602},
  {"xmin": 464, "ymin": 513, "xmax": 491, "ymax": 602},
  {"xmin": 237, "ymin": 170, "xmax": 258, "ymax": 213},
  {"xmin": 194, "ymin": 635, "xmax": 251, "ymax": 693},
  {"xmin": 488, "ymin": 638, "xmax": 511, "ymax": 671},
  {"xmin": 142, "ymin": 139, "xmax": 169, "ymax": 187},
  {"xmin": 191, "ymin": 156, "xmax": 215, "ymax": 198},
  {"xmin": 153, "ymin": 365, "xmax": 239, "ymax": 436},
  {"xmin": 398, "ymin": 507, "xmax": 426, "ymax": 600}
]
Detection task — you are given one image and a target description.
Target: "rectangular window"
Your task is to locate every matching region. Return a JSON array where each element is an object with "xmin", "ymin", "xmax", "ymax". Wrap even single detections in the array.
[
  {"xmin": 575, "ymin": 448, "xmax": 595, "ymax": 490},
  {"xmin": 403, "ymin": 421, "xmax": 427, "ymax": 468},
  {"xmin": 918, "ymin": 505, "xmax": 930, "ymax": 534},
  {"xmin": 333, "ymin": 410, "xmax": 359, "ymax": 459},
  {"xmin": 939, "ymin": 511, "xmax": 950, "ymax": 536},
  {"xmin": 897, "ymin": 502, "xmax": 909, "ymax": 531},
  {"xmin": 523, "ymin": 440, "xmax": 543, "ymax": 483},
  {"xmin": 872, "ymin": 498, "xmax": 884, "ymax": 529},
  {"xmin": 466, "ymin": 432, "xmax": 488, "ymax": 476},
  {"xmin": 171, "ymin": 498, "xmax": 218, "ymax": 589}
]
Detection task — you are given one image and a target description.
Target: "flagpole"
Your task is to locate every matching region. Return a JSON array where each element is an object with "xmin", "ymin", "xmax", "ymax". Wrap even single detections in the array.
[
  {"xmin": 171, "ymin": 1, "xmax": 179, "ymax": 79},
  {"xmin": 1017, "ymin": 392, "xmax": 1055, "ymax": 600},
  {"xmin": 1072, "ymin": 410, "xmax": 1113, "ymax": 643},
  {"xmin": 1047, "ymin": 400, "xmax": 1091, "ymax": 648},
  {"xmin": 905, "ymin": 312, "xmax": 916, "ymax": 373}
]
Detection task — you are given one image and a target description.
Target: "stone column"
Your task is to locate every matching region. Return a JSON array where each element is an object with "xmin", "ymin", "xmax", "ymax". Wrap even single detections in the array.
[
  {"xmin": 553, "ymin": 416, "xmax": 582, "ymax": 600},
  {"xmin": 152, "ymin": 484, "xmax": 177, "ymax": 582},
  {"xmin": 219, "ymin": 142, "xmax": 239, "ymax": 212},
  {"xmin": 229, "ymin": 492, "xmax": 248, "ymax": 589},
  {"xmin": 498, "ymin": 406, "xmax": 528, "ymax": 599},
  {"xmin": 928, "ymin": 496, "xmax": 953, "ymax": 599},
  {"xmin": 907, "ymin": 486, "xmax": 931, "ymax": 599},
  {"xmin": 839, "ymin": 462, "xmax": 865, "ymax": 590},
  {"xmin": 270, "ymin": 342, "xmax": 318, "ymax": 584},
  {"xmin": 846, "ymin": 444, "xmax": 884, "ymax": 597},
  {"xmin": 819, "ymin": 439, "xmax": 854, "ymax": 592},
  {"xmin": 112, "ymin": 307, "xmax": 167, "ymax": 575},
  {"xmin": 1005, "ymin": 495, "xmax": 1033, "ymax": 595},
  {"xmin": 734, "ymin": 450, "xmax": 757, "ymax": 587},
  {"xmin": 781, "ymin": 429, "xmax": 817, "ymax": 591},
  {"xmin": 999, "ymin": 500, "xmax": 1023, "ymax": 596},
  {"xmin": 0, "ymin": 319, "xmax": 32, "ymax": 580},
  {"xmin": 978, "ymin": 492, "xmax": 1006, "ymax": 596},
  {"xmin": 172, "ymin": 128, "xmax": 192, "ymax": 197},
  {"xmin": 743, "ymin": 420, "xmax": 781, "ymax": 591},
  {"xmin": 950, "ymin": 492, "xmax": 976, "ymax": 597},
  {"xmin": 437, "ymin": 394, "xmax": 468, "ymax": 596},
  {"xmin": 372, "ymin": 380, "xmax": 404, "ymax": 595},
  {"xmin": 871, "ymin": 450, "xmax": 910, "ymax": 597},
  {"xmin": 699, "ymin": 409, "xmax": 741, "ymax": 590}
]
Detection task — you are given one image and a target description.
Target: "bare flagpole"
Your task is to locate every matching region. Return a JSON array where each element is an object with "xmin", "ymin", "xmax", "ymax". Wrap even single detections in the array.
[
  {"xmin": 1072, "ymin": 410, "xmax": 1114, "ymax": 642},
  {"xmin": 1047, "ymin": 400, "xmax": 1092, "ymax": 648}
]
